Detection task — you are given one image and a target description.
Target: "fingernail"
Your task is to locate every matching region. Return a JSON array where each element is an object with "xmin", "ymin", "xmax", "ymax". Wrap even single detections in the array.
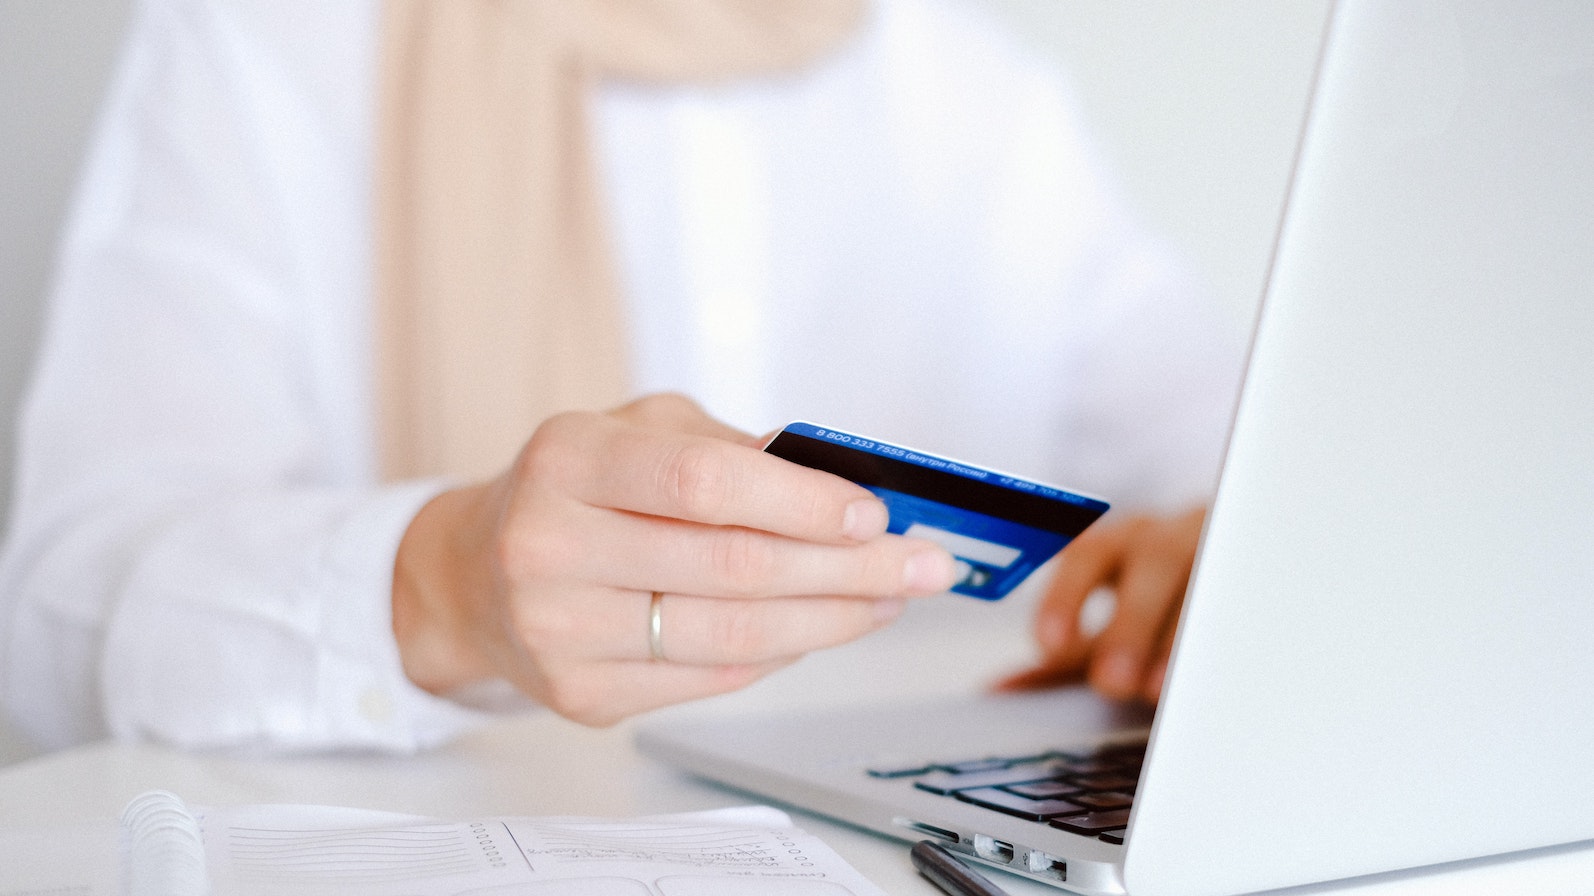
[
  {"xmin": 903, "ymin": 548, "xmax": 956, "ymax": 594},
  {"xmin": 874, "ymin": 598, "xmax": 907, "ymax": 623},
  {"xmin": 843, "ymin": 497, "xmax": 889, "ymax": 541}
]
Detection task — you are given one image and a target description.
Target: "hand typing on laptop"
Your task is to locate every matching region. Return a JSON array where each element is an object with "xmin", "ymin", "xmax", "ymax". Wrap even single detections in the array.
[
  {"xmin": 391, "ymin": 393, "xmax": 959, "ymax": 726},
  {"xmin": 999, "ymin": 507, "xmax": 1205, "ymax": 704}
]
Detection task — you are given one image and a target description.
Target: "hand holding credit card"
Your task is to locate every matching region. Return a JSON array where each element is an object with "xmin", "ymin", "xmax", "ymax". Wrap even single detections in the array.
[{"xmin": 764, "ymin": 422, "xmax": 1108, "ymax": 600}]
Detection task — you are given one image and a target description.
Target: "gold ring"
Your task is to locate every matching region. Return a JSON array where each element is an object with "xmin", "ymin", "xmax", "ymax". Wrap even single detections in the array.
[{"xmin": 648, "ymin": 591, "xmax": 666, "ymax": 662}]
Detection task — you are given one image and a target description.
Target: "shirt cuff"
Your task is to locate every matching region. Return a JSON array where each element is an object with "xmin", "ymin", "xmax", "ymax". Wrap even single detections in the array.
[{"xmin": 311, "ymin": 479, "xmax": 507, "ymax": 752}]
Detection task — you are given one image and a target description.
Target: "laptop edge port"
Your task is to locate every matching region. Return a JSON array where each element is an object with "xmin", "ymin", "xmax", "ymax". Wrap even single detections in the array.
[
  {"xmin": 895, "ymin": 818, "xmax": 959, "ymax": 844},
  {"xmin": 1024, "ymin": 849, "xmax": 1068, "ymax": 881},
  {"xmin": 973, "ymin": 835, "xmax": 1015, "ymax": 863}
]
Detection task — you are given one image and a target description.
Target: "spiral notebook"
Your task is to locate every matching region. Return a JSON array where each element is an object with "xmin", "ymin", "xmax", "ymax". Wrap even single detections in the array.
[{"xmin": 1, "ymin": 791, "xmax": 886, "ymax": 896}]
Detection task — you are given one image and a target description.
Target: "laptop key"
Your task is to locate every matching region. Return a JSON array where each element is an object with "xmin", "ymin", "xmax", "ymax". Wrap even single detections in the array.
[
  {"xmin": 1050, "ymin": 808, "xmax": 1133, "ymax": 835},
  {"xmin": 1004, "ymin": 779, "xmax": 1080, "ymax": 800},
  {"xmin": 865, "ymin": 762, "xmax": 939, "ymax": 779},
  {"xmin": 1068, "ymin": 791, "xmax": 1135, "ymax": 811},
  {"xmin": 1054, "ymin": 758, "xmax": 1125, "ymax": 777},
  {"xmin": 1067, "ymin": 772, "xmax": 1140, "ymax": 792},
  {"xmin": 1098, "ymin": 828, "xmax": 1128, "ymax": 845},
  {"xmin": 955, "ymin": 787, "xmax": 1086, "ymax": 821},
  {"xmin": 912, "ymin": 764, "xmax": 1063, "ymax": 795},
  {"xmin": 941, "ymin": 758, "xmax": 1015, "ymax": 774}
]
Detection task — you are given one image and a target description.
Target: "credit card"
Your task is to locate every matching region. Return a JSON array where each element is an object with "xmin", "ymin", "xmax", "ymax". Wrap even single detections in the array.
[{"xmin": 764, "ymin": 422, "xmax": 1109, "ymax": 600}]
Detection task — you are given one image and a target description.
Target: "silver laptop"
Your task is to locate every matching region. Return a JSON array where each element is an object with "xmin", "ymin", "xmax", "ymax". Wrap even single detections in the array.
[{"xmin": 637, "ymin": 1, "xmax": 1594, "ymax": 892}]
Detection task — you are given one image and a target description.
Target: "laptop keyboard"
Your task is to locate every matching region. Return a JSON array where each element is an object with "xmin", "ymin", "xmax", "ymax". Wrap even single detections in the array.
[{"xmin": 868, "ymin": 739, "xmax": 1147, "ymax": 845}]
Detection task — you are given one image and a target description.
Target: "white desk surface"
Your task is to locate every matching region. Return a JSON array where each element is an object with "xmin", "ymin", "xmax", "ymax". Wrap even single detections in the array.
[{"xmin": 0, "ymin": 591, "xmax": 1587, "ymax": 895}]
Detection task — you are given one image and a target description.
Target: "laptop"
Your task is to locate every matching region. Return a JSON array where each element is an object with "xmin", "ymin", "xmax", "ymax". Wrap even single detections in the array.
[{"xmin": 636, "ymin": 1, "xmax": 1594, "ymax": 893}]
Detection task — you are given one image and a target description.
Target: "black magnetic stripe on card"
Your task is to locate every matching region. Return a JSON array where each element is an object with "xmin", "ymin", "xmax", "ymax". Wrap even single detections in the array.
[{"xmin": 766, "ymin": 432, "xmax": 1104, "ymax": 536}]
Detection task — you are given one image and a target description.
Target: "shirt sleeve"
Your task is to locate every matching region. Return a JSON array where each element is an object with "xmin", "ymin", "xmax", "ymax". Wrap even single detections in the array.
[{"xmin": 0, "ymin": 0, "xmax": 492, "ymax": 752}]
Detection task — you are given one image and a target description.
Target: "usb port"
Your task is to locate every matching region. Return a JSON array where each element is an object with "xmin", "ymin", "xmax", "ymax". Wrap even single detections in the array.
[
  {"xmin": 973, "ymin": 835, "xmax": 1015, "ymax": 863},
  {"xmin": 1025, "ymin": 850, "xmax": 1068, "ymax": 881}
]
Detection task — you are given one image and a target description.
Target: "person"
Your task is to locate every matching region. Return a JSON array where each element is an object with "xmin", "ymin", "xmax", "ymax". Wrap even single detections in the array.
[{"xmin": 0, "ymin": 0, "xmax": 1242, "ymax": 754}]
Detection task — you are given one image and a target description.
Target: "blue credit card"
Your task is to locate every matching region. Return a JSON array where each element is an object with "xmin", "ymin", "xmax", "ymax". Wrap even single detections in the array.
[{"xmin": 764, "ymin": 422, "xmax": 1109, "ymax": 600}]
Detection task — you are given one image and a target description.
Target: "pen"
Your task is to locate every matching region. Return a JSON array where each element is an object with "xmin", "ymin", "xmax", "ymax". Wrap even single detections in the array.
[{"xmin": 911, "ymin": 840, "xmax": 1013, "ymax": 896}]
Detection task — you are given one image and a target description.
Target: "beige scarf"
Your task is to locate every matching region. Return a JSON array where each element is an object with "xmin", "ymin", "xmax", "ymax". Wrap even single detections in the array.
[{"xmin": 373, "ymin": 0, "xmax": 863, "ymax": 482}]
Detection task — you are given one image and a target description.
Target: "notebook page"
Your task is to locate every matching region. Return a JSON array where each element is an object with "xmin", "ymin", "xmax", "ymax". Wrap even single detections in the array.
[
  {"xmin": 199, "ymin": 803, "xmax": 888, "ymax": 896},
  {"xmin": 0, "ymin": 798, "xmax": 887, "ymax": 896}
]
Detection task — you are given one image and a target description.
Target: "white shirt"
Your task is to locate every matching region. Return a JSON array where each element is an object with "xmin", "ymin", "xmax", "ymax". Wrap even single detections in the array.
[{"xmin": 0, "ymin": 0, "xmax": 1242, "ymax": 753}]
